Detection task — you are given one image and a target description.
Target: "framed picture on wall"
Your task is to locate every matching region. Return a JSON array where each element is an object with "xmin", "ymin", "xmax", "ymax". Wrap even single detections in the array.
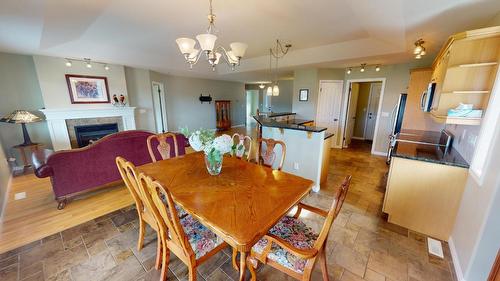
[
  {"xmin": 299, "ymin": 88, "xmax": 309, "ymax": 101},
  {"xmin": 65, "ymin": 74, "xmax": 110, "ymax": 104}
]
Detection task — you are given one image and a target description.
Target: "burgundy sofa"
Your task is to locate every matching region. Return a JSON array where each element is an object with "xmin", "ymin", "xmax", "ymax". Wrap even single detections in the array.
[{"xmin": 34, "ymin": 130, "xmax": 186, "ymax": 209}]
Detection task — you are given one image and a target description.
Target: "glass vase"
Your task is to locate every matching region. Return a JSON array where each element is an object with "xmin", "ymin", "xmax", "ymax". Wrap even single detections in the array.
[{"xmin": 204, "ymin": 153, "xmax": 223, "ymax": 175}]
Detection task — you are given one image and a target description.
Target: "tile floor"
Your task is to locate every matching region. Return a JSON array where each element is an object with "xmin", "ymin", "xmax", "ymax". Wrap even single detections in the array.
[{"xmin": 0, "ymin": 140, "xmax": 457, "ymax": 281}]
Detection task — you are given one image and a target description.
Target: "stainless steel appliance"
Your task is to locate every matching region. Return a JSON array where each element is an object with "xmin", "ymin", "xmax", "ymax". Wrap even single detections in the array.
[
  {"xmin": 420, "ymin": 82, "xmax": 436, "ymax": 112},
  {"xmin": 387, "ymin": 93, "xmax": 407, "ymax": 163}
]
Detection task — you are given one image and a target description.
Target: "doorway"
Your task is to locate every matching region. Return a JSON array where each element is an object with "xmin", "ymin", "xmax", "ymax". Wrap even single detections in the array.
[
  {"xmin": 152, "ymin": 81, "xmax": 168, "ymax": 133},
  {"xmin": 341, "ymin": 79, "xmax": 386, "ymax": 154},
  {"xmin": 316, "ymin": 80, "xmax": 344, "ymax": 148},
  {"xmin": 246, "ymin": 90, "xmax": 259, "ymax": 126}
]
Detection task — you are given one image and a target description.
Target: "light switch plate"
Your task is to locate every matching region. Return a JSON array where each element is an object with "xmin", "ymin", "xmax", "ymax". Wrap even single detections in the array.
[
  {"xmin": 15, "ymin": 192, "xmax": 26, "ymax": 200},
  {"xmin": 427, "ymin": 237, "xmax": 444, "ymax": 258},
  {"xmin": 381, "ymin": 112, "xmax": 390, "ymax": 117}
]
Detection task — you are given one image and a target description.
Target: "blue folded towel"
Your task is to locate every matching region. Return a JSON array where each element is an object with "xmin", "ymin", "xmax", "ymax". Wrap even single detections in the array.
[{"xmin": 447, "ymin": 109, "xmax": 483, "ymax": 118}]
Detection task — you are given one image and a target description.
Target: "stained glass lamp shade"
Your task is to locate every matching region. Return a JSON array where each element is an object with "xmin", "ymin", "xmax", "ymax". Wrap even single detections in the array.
[{"xmin": 0, "ymin": 110, "xmax": 42, "ymax": 146}]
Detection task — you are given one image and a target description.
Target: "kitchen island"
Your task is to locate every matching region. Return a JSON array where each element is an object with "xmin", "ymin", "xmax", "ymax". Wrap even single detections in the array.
[{"xmin": 254, "ymin": 116, "xmax": 331, "ymax": 192}]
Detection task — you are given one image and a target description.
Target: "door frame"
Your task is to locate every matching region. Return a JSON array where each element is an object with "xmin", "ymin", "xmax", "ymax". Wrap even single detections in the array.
[
  {"xmin": 151, "ymin": 81, "xmax": 168, "ymax": 133},
  {"xmin": 316, "ymin": 79, "xmax": 344, "ymax": 148},
  {"xmin": 340, "ymin": 78, "xmax": 386, "ymax": 155},
  {"xmin": 363, "ymin": 82, "xmax": 382, "ymax": 140}
]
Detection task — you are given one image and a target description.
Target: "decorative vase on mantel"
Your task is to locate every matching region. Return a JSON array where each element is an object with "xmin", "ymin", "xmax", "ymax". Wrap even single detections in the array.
[{"xmin": 181, "ymin": 128, "xmax": 232, "ymax": 176}]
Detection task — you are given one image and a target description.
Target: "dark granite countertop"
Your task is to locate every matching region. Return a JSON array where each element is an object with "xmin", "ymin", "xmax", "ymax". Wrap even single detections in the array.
[
  {"xmin": 392, "ymin": 139, "xmax": 469, "ymax": 168},
  {"xmin": 267, "ymin": 112, "xmax": 297, "ymax": 117},
  {"xmin": 324, "ymin": 132, "xmax": 335, "ymax": 140},
  {"xmin": 253, "ymin": 116, "xmax": 326, "ymax": 133}
]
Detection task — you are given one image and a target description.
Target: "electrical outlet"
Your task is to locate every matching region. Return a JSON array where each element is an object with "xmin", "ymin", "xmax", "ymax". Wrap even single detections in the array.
[
  {"xmin": 15, "ymin": 192, "xmax": 26, "ymax": 200},
  {"xmin": 293, "ymin": 162, "xmax": 299, "ymax": 170}
]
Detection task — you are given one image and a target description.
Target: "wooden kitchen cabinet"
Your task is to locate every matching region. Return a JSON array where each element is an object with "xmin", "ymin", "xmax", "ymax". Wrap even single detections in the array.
[
  {"xmin": 429, "ymin": 26, "xmax": 500, "ymax": 125},
  {"xmin": 382, "ymin": 157, "xmax": 468, "ymax": 241},
  {"xmin": 402, "ymin": 68, "xmax": 443, "ymax": 132}
]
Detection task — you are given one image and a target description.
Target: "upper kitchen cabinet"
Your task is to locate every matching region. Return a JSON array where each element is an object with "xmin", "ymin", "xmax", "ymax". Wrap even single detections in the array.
[{"xmin": 430, "ymin": 26, "xmax": 500, "ymax": 125}]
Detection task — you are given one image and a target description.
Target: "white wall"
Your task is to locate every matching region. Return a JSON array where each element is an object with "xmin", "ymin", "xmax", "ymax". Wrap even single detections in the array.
[
  {"xmin": 262, "ymin": 126, "xmax": 325, "ymax": 191},
  {"xmin": 450, "ymin": 126, "xmax": 500, "ymax": 281},
  {"xmin": 33, "ymin": 55, "xmax": 128, "ymax": 109},
  {"xmin": 0, "ymin": 138, "xmax": 11, "ymax": 218}
]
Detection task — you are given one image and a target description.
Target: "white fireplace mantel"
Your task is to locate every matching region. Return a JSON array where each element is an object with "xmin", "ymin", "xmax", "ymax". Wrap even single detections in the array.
[{"xmin": 40, "ymin": 107, "xmax": 136, "ymax": 151}]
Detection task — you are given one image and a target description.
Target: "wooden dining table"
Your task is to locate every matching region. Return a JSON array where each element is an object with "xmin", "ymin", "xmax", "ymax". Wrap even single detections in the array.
[{"xmin": 137, "ymin": 152, "xmax": 313, "ymax": 281}]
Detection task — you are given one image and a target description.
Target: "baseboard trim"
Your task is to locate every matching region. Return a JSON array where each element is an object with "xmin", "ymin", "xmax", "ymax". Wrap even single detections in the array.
[
  {"xmin": 351, "ymin": 136, "xmax": 365, "ymax": 140},
  {"xmin": 231, "ymin": 124, "xmax": 245, "ymax": 128},
  {"xmin": 371, "ymin": 150, "xmax": 387, "ymax": 156},
  {"xmin": 449, "ymin": 237, "xmax": 466, "ymax": 281}
]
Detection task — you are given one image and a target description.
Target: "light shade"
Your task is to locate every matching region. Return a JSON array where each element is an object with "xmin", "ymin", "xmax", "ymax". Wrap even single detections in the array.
[
  {"xmin": 226, "ymin": 51, "xmax": 239, "ymax": 64},
  {"xmin": 0, "ymin": 110, "xmax": 42, "ymax": 124},
  {"xmin": 414, "ymin": 45, "xmax": 423, "ymax": 54},
  {"xmin": 272, "ymin": 85, "xmax": 280, "ymax": 96},
  {"xmin": 176, "ymin": 38, "xmax": 196, "ymax": 54},
  {"xmin": 188, "ymin": 49, "xmax": 200, "ymax": 63},
  {"xmin": 196, "ymin": 33, "xmax": 217, "ymax": 51},
  {"xmin": 230, "ymin": 42, "xmax": 248, "ymax": 58},
  {"xmin": 214, "ymin": 52, "xmax": 222, "ymax": 64},
  {"xmin": 266, "ymin": 86, "xmax": 273, "ymax": 96}
]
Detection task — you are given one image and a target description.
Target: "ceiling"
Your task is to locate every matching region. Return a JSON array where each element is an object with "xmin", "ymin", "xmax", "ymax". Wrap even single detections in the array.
[{"xmin": 0, "ymin": 0, "xmax": 499, "ymax": 82}]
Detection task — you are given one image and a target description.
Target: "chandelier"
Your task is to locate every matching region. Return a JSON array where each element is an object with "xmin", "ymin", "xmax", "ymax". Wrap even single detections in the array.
[
  {"xmin": 175, "ymin": 0, "xmax": 248, "ymax": 71},
  {"xmin": 267, "ymin": 40, "xmax": 291, "ymax": 96}
]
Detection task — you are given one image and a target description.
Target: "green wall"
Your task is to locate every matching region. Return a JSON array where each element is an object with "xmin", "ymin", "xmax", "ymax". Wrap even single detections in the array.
[{"xmin": 0, "ymin": 52, "xmax": 52, "ymax": 164}]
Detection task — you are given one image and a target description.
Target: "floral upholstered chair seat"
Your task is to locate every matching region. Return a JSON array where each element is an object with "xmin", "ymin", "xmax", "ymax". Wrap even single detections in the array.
[
  {"xmin": 252, "ymin": 216, "xmax": 319, "ymax": 273},
  {"xmin": 180, "ymin": 215, "xmax": 225, "ymax": 259}
]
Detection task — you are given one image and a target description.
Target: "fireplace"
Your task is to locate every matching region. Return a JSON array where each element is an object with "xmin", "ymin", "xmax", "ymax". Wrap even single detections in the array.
[{"xmin": 74, "ymin": 123, "xmax": 119, "ymax": 147}]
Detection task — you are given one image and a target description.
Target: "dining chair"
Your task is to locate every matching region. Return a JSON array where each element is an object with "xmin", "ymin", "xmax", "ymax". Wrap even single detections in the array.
[
  {"xmin": 258, "ymin": 138, "xmax": 286, "ymax": 170},
  {"xmin": 147, "ymin": 132, "xmax": 179, "ymax": 162},
  {"xmin": 115, "ymin": 156, "xmax": 163, "ymax": 271},
  {"xmin": 231, "ymin": 133, "xmax": 252, "ymax": 161},
  {"xmin": 138, "ymin": 172, "xmax": 228, "ymax": 281},
  {"xmin": 245, "ymin": 175, "xmax": 352, "ymax": 281}
]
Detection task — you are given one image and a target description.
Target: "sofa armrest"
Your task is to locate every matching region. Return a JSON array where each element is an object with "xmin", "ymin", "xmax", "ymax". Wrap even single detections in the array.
[
  {"xmin": 32, "ymin": 148, "xmax": 54, "ymax": 178},
  {"xmin": 35, "ymin": 164, "xmax": 53, "ymax": 178}
]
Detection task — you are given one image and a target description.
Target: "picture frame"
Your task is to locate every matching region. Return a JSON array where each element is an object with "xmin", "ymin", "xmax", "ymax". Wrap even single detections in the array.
[
  {"xmin": 299, "ymin": 88, "xmax": 309, "ymax": 101},
  {"xmin": 65, "ymin": 74, "xmax": 110, "ymax": 104}
]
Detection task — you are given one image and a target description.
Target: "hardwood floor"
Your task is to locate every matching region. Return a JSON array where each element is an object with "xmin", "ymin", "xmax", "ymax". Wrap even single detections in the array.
[
  {"xmin": 0, "ymin": 130, "xmax": 458, "ymax": 281},
  {"xmin": 0, "ymin": 174, "xmax": 133, "ymax": 254}
]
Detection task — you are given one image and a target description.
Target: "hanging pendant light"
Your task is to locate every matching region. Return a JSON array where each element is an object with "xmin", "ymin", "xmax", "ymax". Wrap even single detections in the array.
[{"xmin": 266, "ymin": 86, "xmax": 273, "ymax": 96}]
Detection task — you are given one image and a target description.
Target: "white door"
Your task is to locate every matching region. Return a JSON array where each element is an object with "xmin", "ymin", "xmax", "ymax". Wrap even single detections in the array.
[
  {"xmin": 364, "ymin": 82, "xmax": 382, "ymax": 140},
  {"xmin": 152, "ymin": 82, "xmax": 168, "ymax": 133},
  {"xmin": 316, "ymin": 81, "xmax": 343, "ymax": 148},
  {"xmin": 344, "ymin": 83, "xmax": 359, "ymax": 147}
]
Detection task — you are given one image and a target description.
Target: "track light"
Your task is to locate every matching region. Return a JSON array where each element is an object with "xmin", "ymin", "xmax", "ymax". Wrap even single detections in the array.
[
  {"xmin": 360, "ymin": 64, "xmax": 366, "ymax": 72},
  {"xmin": 347, "ymin": 68, "xmax": 352, "ymax": 74},
  {"xmin": 84, "ymin": 58, "xmax": 92, "ymax": 68},
  {"xmin": 375, "ymin": 65, "xmax": 380, "ymax": 72},
  {"xmin": 104, "ymin": 65, "xmax": 110, "ymax": 71},
  {"xmin": 259, "ymin": 83, "xmax": 265, "ymax": 89},
  {"xmin": 65, "ymin": 59, "xmax": 72, "ymax": 67}
]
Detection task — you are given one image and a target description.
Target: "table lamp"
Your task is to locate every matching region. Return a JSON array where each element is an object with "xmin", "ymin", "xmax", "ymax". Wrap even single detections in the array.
[{"xmin": 0, "ymin": 110, "xmax": 42, "ymax": 146}]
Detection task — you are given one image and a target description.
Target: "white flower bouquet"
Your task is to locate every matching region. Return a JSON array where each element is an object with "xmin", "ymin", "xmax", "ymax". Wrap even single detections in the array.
[{"xmin": 181, "ymin": 128, "xmax": 232, "ymax": 175}]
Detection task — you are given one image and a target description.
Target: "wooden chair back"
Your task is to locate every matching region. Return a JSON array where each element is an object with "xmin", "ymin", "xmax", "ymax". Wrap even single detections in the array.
[
  {"xmin": 258, "ymin": 138, "xmax": 286, "ymax": 170},
  {"xmin": 116, "ymin": 157, "xmax": 144, "ymax": 214},
  {"xmin": 313, "ymin": 175, "xmax": 351, "ymax": 250},
  {"xmin": 147, "ymin": 132, "xmax": 179, "ymax": 162},
  {"xmin": 231, "ymin": 133, "xmax": 252, "ymax": 161},
  {"xmin": 137, "ymin": 173, "xmax": 196, "ymax": 264}
]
